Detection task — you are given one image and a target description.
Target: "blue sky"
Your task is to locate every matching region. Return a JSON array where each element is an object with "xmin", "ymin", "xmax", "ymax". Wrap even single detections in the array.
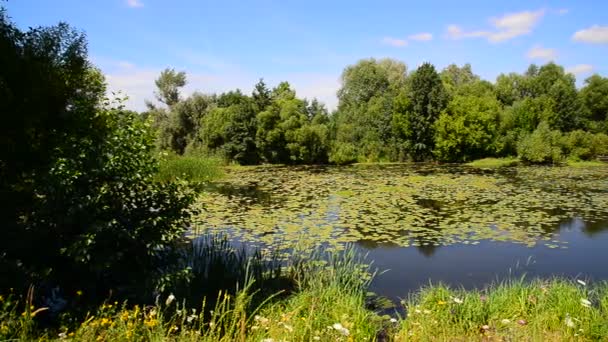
[{"xmin": 6, "ymin": 0, "xmax": 608, "ymax": 111}]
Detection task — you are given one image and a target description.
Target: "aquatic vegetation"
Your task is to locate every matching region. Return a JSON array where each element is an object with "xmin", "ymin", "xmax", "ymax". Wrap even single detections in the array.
[{"xmin": 194, "ymin": 164, "xmax": 608, "ymax": 251}]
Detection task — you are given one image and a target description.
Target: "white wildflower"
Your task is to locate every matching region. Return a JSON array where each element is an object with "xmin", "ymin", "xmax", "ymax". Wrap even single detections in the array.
[
  {"xmin": 501, "ymin": 319, "xmax": 511, "ymax": 324},
  {"xmin": 390, "ymin": 318, "xmax": 398, "ymax": 323},
  {"xmin": 313, "ymin": 337, "xmax": 321, "ymax": 341},
  {"xmin": 565, "ymin": 316, "xmax": 575, "ymax": 328},
  {"xmin": 332, "ymin": 323, "xmax": 350, "ymax": 336},
  {"xmin": 452, "ymin": 297, "xmax": 463, "ymax": 304},
  {"xmin": 581, "ymin": 298, "xmax": 592, "ymax": 308},
  {"xmin": 58, "ymin": 332, "xmax": 67, "ymax": 339},
  {"xmin": 165, "ymin": 293, "xmax": 175, "ymax": 306},
  {"xmin": 577, "ymin": 279, "xmax": 586, "ymax": 286},
  {"xmin": 255, "ymin": 315, "xmax": 269, "ymax": 324},
  {"xmin": 281, "ymin": 323, "xmax": 293, "ymax": 333}
]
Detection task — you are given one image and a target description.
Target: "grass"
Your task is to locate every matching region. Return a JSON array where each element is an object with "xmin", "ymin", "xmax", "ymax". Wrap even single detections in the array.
[
  {"xmin": 396, "ymin": 278, "xmax": 608, "ymax": 341},
  {"xmin": 156, "ymin": 153, "xmax": 224, "ymax": 183},
  {"xmin": 3, "ymin": 236, "xmax": 608, "ymax": 341},
  {"xmin": 566, "ymin": 159, "xmax": 607, "ymax": 167},
  {"xmin": 0, "ymin": 239, "xmax": 382, "ymax": 341},
  {"xmin": 466, "ymin": 157, "xmax": 520, "ymax": 168}
]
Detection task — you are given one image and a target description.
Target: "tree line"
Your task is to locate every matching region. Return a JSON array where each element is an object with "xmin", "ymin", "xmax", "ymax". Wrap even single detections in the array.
[{"xmin": 149, "ymin": 60, "xmax": 608, "ymax": 165}]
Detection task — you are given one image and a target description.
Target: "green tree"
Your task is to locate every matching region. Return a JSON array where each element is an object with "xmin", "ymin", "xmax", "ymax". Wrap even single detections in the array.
[
  {"xmin": 404, "ymin": 63, "xmax": 448, "ymax": 161},
  {"xmin": 0, "ymin": 11, "xmax": 193, "ymax": 300},
  {"xmin": 580, "ymin": 74, "xmax": 608, "ymax": 123},
  {"xmin": 434, "ymin": 94, "xmax": 501, "ymax": 162},
  {"xmin": 333, "ymin": 58, "xmax": 408, "ymax": 162},
  {"xmin": 252, "ymin": 78, "xmax": 272, "ymax": 113},
  {"xmin": 199, "ymin": 91, "xmax": 259, "ymax": 164},
  {"xmin": 440, "ymin": 63, "xmax": 480, "ymax": 96},
  {"xmin": 155, "ymin": 68, "xmax": 187, "ymax": 107}
]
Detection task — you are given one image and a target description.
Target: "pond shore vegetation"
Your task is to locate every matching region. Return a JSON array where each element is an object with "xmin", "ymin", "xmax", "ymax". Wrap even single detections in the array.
[{"xmin": 2, "ymin": 5, "xmax": 608, "ymax": 341}]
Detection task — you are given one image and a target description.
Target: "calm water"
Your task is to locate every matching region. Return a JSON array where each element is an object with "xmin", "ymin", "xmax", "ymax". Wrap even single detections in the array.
[
  {"xmin": 197, "ymin": 164, "xmax": 608, "ymax": 301},
  {"xmin": 361, "ymin": 217, "xmax": 608, "ymax": 301}
]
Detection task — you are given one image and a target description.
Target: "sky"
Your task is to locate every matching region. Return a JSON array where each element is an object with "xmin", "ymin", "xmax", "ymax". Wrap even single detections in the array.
[{"xmin": 5, "ymin": 0, "xmax": 608, "ymax": 111}]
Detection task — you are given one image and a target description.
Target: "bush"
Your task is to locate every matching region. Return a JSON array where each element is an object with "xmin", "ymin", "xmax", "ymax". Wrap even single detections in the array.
[
  {"xmin": 517, "ymin": 122, "xmax": 564, "ymax": 164},
  {"xmin": 329, "ymin": 142, "xmax": 358, "ymax": 165},
  {"xmin": 0, "ymin": 13, "xmax": 193, "ymax": 304},
  {"xmin": 561, "ymin": 131, "xmax": 608, "ymax": 161}
]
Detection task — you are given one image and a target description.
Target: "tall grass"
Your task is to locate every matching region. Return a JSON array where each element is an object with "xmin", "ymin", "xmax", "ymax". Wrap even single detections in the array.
[
  {"xmin": 156, "ymin": 153, "xmax": 224, "ymax": 183},
  {"xmin": 396, "ymin": 278, "xmax": 608, "ymax": 341},
  {"xmin": 0, "ymin": 238, "xmax": 382, "ymax": 341},
  {"xmin": 466, "ymin": 157, "xmax": 520, "ymax": 168}
]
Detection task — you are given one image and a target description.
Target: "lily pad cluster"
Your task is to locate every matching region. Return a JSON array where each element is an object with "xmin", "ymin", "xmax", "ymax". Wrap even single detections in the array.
[{"xmin": 192, "ymin": 164, "xmax": 608, "ymax": 251}]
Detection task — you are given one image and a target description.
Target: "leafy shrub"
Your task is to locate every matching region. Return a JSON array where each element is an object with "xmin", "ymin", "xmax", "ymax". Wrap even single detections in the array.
[
  {"xmin": 517, "ymin": 122, "xmax": 564, "ymax": 164},
  {"xmin": 0, "ymin": 13, "xmax": 193, "ymax": 304},
  {"xmin": 329, "ymin": 143, "xmax": 358, "ymax": 165},
  {"xmin": 561, "ymin": 131, "xmax": 608, "ymax": 161}
]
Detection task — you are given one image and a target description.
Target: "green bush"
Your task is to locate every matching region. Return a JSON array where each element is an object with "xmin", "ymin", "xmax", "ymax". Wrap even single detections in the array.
[
  {"xmin": 0, "ymin": 13, "xmax": 193, "ymax": 303},
  {"xmin": 329, "ymin": 142, "xmax": 358, "ymax": 165},
  {"xmin": 517, "ymin": 122, "xmax": 564, "ymax": 164},
  {"xmin": 561, "ymin": 131, "xmax": 608, "ymax": 161}
]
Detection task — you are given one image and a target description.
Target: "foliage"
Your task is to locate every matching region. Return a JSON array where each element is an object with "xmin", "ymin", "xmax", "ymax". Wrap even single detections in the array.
[
  {"xmin": 580, "ymin": 74, "xmax": 608, "ymax": 123},
  {"xmin": 434, "ymin": 93, "xmax": 501, "ymax": 162},
  {"xmin": 0, "ymin": 244, "xmax": 381, "ymax": 342},
  {"xmin": 0, "ymin": 12, "xmax": 193, "ymax": 304},
  {"xmin": 332, "ymin": 58, "xmax": 408, "ymax": 162},
  {"xmin": 561, "ymin": 131, "xmax": 608, "ymax": 161},
  {"xmin": 402, "ymin": 63, "xmax": 448, "ymax": 161},
  {"xmin": 154, "ymin": 68, "xmax": 187, "ymax": 107},
  {"xmin": 517, "ymin": 122, "xmax": 564, "ymax": 164}
]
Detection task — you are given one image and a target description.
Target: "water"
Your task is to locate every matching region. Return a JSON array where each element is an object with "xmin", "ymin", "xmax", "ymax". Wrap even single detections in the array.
[
  {"xmin": 362, "ymin": 217, "xmax": 608, "ymax": 301},
  {"xmin": 196, "ymin": 164, "xmax": 608, "ymax": 301}
]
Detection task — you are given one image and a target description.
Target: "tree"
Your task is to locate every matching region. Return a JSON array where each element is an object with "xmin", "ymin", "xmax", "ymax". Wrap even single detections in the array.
[
  {"xmin": 332, "ymin": 58, "xmax": 408, "ymax": 162},
  {"xmin": 252, "ymin": 78, "xmax": 272, "ymax": 113},
  {"xmin": 434, "ymin": 94, "xmax": 501, "ymax": 162},
  {"xmin": 0, "ymin": 11, "xmax": 193, "ymax": 301},
  {"xmin": 404, "ymin": 63, "xmax": 448, "ymax": 161},
  {"xmin": 155, "ymin": 68, "xmax": 187, "ymax": 107},
  {"xmin": 440, "ymin": 63, "xmax": 480, "ymax": 95},
  {"xmin": 580, "ymin": 74, "xmax": 608, "ymax": 123},
  {"xmin": 199, "ymin": 91, "xmax": 259, "ymax": 164}
]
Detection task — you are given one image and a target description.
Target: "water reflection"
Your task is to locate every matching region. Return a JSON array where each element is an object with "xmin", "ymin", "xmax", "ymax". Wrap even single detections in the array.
[{"xmin": 361, "ymin": 217, "xmax": 608, "ymax": 301}]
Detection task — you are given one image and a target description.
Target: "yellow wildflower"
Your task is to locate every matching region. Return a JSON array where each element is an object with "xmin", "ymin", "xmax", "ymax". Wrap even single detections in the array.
[
  {"xmin": 144, "ymin": 319, "xmax": 158, "ymax": 328},
  {"xmin": 437, "ymin": 300, "xmax": 447, "ymax": 305},
  {"xmin": 76, "ymin": 290, "xmax": 83, "ymax": 296}
]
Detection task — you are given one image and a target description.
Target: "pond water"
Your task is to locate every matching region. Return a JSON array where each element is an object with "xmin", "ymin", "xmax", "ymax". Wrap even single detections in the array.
[{"xmin": 194, "ymin": 164, "xmax": 608, "ymax": 301}]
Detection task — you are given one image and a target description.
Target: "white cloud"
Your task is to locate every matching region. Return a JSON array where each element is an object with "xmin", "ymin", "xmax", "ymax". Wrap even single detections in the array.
[
  {"xmin": 572, "ymin": 25, "xmax": 608, "ymax": 44},
  {"xmin": 381, "ymin": 37, "xmax": 408, "ymax": 47},
  {"xmin": 446, "ymin": 9, "xmax": 545, "ymax": 43},
  {"xmin": 526, "ymin": 45, "xmax": 557, "ymax": 61},
  {"xmin": 565, "ymin": 64, "xmax": 594, "ymax": 76},
  {"xmin": 126, "ymin": 0, "xmax": 143, "ymax": 8},
  {"xmin": 408, "ymin": 32, "xmax": 433, "ymax": 41}
]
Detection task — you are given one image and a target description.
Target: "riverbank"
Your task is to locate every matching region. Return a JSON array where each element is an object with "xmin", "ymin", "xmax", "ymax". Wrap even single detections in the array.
[{"xmin": 2, "ymin": 250, "xmax": 607, "ymax": 341}]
